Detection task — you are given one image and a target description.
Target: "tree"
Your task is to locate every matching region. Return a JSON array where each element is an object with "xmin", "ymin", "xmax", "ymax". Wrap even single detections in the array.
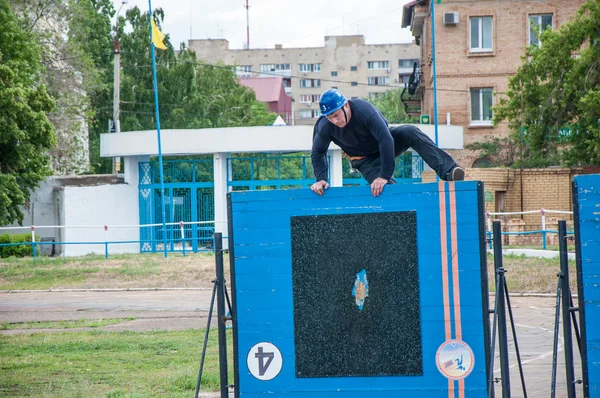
[
  {"xmin": 0, "ymin": 0, "xmax": 56, "ymax": 224},
  {"xmin": 86, "ymin": 7, "xmax": 276, "ymax": 173},
  {"xmin": 364, "ymin": 89, "xmax": 415, "ymax": 124},
  {"xmin": 494, "ymin": 0, "xmax": 600, "ymax": 166}
]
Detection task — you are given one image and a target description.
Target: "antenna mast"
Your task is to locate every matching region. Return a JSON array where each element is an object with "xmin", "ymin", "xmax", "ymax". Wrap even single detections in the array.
[{"xmin": 244, "ymin": 0, "xmax": 250, "ymax": 48}]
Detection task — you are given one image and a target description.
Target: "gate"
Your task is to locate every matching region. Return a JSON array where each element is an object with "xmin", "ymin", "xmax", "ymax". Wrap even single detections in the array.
[{"xmin": 139, "ymin": 160, "xmax": 214, "ymax": 253}]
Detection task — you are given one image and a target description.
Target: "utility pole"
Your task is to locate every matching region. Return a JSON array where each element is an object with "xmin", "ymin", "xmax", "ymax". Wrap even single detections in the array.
[
  {"xmin": 112, "ymin": 37, "xmax": 121, "ymax": 174},
  {"xmin": 112, "ymin": 0, "xmax": 127, "ymax": 174},
  {"xmin": 244, "ymin": 0, "xmax": 250, "ymax": 49}
]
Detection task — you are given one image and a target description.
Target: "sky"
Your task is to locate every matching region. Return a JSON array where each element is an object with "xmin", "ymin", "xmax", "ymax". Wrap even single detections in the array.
[{"xmin": 111, "ymin": 0, "xmax": 416, "ymax": 50}]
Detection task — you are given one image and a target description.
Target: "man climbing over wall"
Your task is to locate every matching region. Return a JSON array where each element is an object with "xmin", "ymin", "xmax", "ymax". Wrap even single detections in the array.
[{"xmin": 310, "ymin": 88, "xmax": 465, "ymax": 198}]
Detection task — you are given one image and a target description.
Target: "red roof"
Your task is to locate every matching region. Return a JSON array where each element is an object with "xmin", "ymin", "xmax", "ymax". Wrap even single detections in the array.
[{"xmin": 238, "ymin": 77, "xmax": 283, "ymax": 102}]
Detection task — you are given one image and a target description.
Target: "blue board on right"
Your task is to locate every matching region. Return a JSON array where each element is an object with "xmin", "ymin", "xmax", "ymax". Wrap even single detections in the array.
[{"xmin": 573, "ymin": 174, "xmax": 600, "ymax": 397}]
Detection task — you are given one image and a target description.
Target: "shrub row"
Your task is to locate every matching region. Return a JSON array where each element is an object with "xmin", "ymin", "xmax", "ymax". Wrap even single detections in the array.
[{"xmin": 0, "ymin": 233, "xmax": 39, "ymax": 258}]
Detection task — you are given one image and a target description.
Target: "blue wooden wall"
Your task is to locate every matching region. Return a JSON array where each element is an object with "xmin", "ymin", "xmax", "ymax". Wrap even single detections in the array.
[
  {"xmin": 227, "ymin": 181, "xmax": 490, "ymax": 397},
  {"xmin": 573, "ymin": 174, "xmax": 600, "ymax": 397}
]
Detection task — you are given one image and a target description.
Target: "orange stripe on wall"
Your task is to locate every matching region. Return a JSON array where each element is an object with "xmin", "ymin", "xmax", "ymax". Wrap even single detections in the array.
[
  {"xmin": 439, "ymin": 182, "xmax": 454, "ymax": 398},
  {"xmin": 449, "ymin": 182, "xmax": 464, "ymax": 398},
  {"xmin": 448, "ymin": 182, "xmax": 463, "ymax": 340},
  {"xmin": 438, "ymin": 181, "xmax": 451, "ymax": 340}
]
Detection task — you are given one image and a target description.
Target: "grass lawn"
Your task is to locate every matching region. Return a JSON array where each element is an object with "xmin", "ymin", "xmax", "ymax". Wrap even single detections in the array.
[
  {"xmin": 0, "ymin": 253, "xmax": 223, "ymax": 291},
  {"xmin": 0, "ymin": 328, "xmax": 233, "ymax": 397},
  {"xmin": 486, "ymin": 253, "xmax": 577, "ymax": 294},
  {"xmin": 0, "ymin": 252, "xmax": 577, "ymax": 294},
  {"xmin": 0, "ymin": 318, "xmax": 136, "ymax": 331}
]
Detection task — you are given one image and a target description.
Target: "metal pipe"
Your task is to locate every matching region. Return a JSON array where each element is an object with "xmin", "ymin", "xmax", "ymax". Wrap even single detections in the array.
[
  {"xmin": 559, "ymin": 220, "xmax": 576, "ymax": 398},
  {"xmin": 194, "ymin": 282, "xmax": 217, "ymax": 398},
  {"xmin": 551, "ymin": 277, "xmax": 562, "ymax": 398},
  {"xmin": 215, "ymin": 233, "xmax": 229, "ymax": 397},
  {"xmin": 493, "ymin": 221, "xmax": 511, "ymax": 397}
]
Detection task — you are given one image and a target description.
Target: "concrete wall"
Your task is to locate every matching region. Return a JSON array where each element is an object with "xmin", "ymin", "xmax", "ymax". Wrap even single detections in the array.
[{"xmin": 60, "ymin": 183, "xmax": 139, "ymax": 256}]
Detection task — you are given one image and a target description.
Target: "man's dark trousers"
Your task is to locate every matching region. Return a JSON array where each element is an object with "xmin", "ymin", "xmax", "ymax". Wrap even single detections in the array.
[{"xmin": 351, "ymin": 125, "xmax": 458, "ymax": 184}]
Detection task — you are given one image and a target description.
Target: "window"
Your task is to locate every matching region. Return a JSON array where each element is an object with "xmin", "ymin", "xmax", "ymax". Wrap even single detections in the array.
[
  {"xmin": 367, "ymin": 61, "xmax": 390, "ymax": 70},
  {"xmin": 331, "ymin": 71, "xmax": 338, "ymax": 76},
  {"xmin": 368, "ymin": 76, "xmax": 390, "ymax": 86},
  {"xmin": 470, "ymin": 88, "xmax": 494, "ymax": 125},
  {"xmin": 300, "ymin": 109, "xmax": 321, "ymax": 119},
  {"xmin": 259, "ymin": 63, "xmax": 291, "ymax": 72},
  {"xmin": 350, "ymin": 66, "xmax": 358, "ymax": 71},
  {"xmin": 399, "ymin": 59, "xmax": 419, "ymax": 68},
  {"xmin": 299, "ymin": 63, "xmax": 321, "ymax": 72},
  {"xmin": 529, "ymin": 14, "xmax": 553, "ymax": 47},
  {"xmin": 299, "ymin": 94, "xmax": 321, "ymax": 103},
  {"xmin": 299, "ymin": 79, "xmax": 321, "ymax": 88},
  {"xmin": 351, "ymin": 81, "xmax": 358, "ymax": 86},
  {"xmin": 399, "ymin": 74, "xmax": 411, "ymax": 84},
  {"xmin": 236, "ymin": 65, "xmax": 252, "ymax": 73},
  {"xmin": 470, "ymin": 16, "xmax": 493, "ymax": 52},
  {"xmin": 282, "ymin": 78, "xmax": 291, "ymax": 88}
]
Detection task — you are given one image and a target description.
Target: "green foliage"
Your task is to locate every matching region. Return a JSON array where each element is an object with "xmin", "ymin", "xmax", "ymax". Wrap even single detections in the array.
[
  {"xmin": 364, "ymin": 89, "xmax": 416, "ymax": 124},
  {"xmin": 465, "ymin": 136, "xmax": 517, "ymax": 168},
  {"xmin": 0, "ymin": 233, "xmax": 39, "ymax": 258},
  {"xmin": 0, "ymin": 0, "xmax": 56, "ymax": 225},
  {"xmin": 88, "ymin": 7, "xmax": 276, "ymax": 173},
  {"xmin": 494, "ymin": 0, "xmax": 600, "ymax": 166}
]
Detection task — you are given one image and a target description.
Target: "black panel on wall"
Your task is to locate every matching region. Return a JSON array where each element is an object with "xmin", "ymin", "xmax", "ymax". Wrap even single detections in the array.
[{"xmin": 291, "ymin": 211, "xmax": 422, "ymax": 378}]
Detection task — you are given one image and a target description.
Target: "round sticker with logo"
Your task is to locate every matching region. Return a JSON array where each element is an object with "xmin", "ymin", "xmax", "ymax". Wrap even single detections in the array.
[
  {"xmin": 436, "ymin": 340, "xmax": 475, "ymax": 380},
  {"xmin": 247, "ymin": 342, "xmax": 283, "ymax": 381}
]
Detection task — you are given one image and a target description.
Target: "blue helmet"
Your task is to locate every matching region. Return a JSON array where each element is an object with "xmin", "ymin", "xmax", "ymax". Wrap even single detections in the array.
[{"xmin": 319, "ymin": 89, "xmax": 347, "ymax": 116}]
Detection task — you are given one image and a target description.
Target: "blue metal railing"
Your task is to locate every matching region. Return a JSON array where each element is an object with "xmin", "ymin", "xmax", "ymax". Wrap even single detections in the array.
[
  {"xmin": 0, "ymin": 236, "xmax": 222, "ymax": 260},
  {"xmin": 486, "ymin": 229, "xmax": 575, "ymax": 250}
]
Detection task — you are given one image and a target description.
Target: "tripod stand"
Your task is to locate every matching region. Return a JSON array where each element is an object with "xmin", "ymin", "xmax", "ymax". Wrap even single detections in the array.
[
  {"xmin": 194, "ymin": 233, "xmax": 233, "ymax": 398},
  {"xmin": 488, "ymin": 221, "xmax": 528, "ymax": 398}
]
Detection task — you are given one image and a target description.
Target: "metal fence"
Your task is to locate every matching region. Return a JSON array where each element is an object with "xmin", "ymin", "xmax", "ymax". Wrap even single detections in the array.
[
  {"xmin": 0, "ymin": 221, "xmax": 224, "ymax": 259},
  {"xmin": 486, "ymin": 208, "xmax": 574, "ymax": 249}
]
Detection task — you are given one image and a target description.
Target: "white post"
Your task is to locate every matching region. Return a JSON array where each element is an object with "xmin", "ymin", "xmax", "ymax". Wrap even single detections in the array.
[
  {"xmin": 328, "ymin": 148, "xmax": 344, "ymax": 187},
  {"xmin": 541, "ymin": 208, "xmax": 546, "ymax": 249},
  {"xmin": 213, "ymin": 152, "xmax": 230, "ymax": 245},
  {"xmin": 180, "ymin": 221, "xmax": 186, "ymax": 255}
]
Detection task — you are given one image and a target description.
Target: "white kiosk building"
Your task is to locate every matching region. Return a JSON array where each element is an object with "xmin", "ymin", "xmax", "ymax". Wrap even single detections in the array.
[{"xmin": 98, "ymin": 124, "xmax": 462, "ymax": 255}]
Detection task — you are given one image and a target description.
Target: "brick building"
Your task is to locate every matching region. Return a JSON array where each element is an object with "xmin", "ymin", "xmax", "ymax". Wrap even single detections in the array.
[
  {"xmin": 423, "ymin": 166, "xmax": 600, "ymax": 245},
  {"xmin": 402, "ymin": 0, "xmax": 586, "ymax": 167}
]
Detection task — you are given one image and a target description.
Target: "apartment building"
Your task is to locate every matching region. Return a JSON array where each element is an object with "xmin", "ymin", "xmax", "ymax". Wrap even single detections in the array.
[
  {"xmin": 188, "ymin": 36, "xmax": 420, "ymax": 125},
  {"xmin": 402, "ymin": 0, "xmax": 586, "ymax": 166}
]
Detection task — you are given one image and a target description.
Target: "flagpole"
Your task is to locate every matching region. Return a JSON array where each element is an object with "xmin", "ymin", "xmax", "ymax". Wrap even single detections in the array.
[{"xmin": 148, "ymin": 0, "xmax": 168, "ymax": 257}]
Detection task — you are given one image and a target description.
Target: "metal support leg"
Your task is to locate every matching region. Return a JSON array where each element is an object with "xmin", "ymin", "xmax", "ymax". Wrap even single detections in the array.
[
  {"xmin": 559, "ymin": 221, "xmax": 576, "ymax": 398},
  {"xmin": 215, "ymin": 233, "xmax": 229, "ymax": 398},
  {"xmin": 493, "ymin": 221, "xmax": 511, "ymax": 397}
]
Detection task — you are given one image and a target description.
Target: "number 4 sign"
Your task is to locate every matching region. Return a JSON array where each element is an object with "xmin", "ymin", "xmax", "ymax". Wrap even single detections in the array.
[{"xmin": 247, "ymin": 342, "xmax": 283, "ymax": 380}]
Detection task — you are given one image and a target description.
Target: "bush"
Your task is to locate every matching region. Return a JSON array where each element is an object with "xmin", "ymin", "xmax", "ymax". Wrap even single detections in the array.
[{"xmin": 0, "ymin": 233, "xmax": 39, "ymax": 258}]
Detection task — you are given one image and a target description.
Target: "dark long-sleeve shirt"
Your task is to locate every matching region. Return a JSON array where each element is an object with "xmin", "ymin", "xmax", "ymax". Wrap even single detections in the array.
[{"xmin": 311, "ymin": 99, "xmax": 395, "ymax": 182}]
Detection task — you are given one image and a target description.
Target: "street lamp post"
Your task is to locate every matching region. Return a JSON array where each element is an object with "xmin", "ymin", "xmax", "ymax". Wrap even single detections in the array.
[{"xmin": 112, "ymin": 0, "xmax": 128, "ymax": 174}]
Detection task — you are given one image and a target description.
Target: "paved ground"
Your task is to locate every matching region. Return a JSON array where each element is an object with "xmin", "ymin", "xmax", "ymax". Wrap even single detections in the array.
[{"xmin": 0, "ymin": 290, "xmax": 584, "ymax": 397}]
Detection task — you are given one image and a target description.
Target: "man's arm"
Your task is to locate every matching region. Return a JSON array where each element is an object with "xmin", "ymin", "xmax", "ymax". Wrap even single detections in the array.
[
  {"xmin": 368, "ymin": 114, "xmax": 395, "ymax": 180},
  {"xmin": 311, "ymin": 128, "xmax": 331, "ymax": 183}
]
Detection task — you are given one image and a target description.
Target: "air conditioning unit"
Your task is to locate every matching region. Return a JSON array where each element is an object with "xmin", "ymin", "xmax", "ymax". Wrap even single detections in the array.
[
  {"xmin": 443, "ymin": 12, "xmax": 459, "ymax": 25},
  {"xmin": 307, "ymin": 101, "xmax": 312, "ymax": 106},
  {"xmin": 386, "ymin": 68, "xmax": 391, "ymax": 73}
]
